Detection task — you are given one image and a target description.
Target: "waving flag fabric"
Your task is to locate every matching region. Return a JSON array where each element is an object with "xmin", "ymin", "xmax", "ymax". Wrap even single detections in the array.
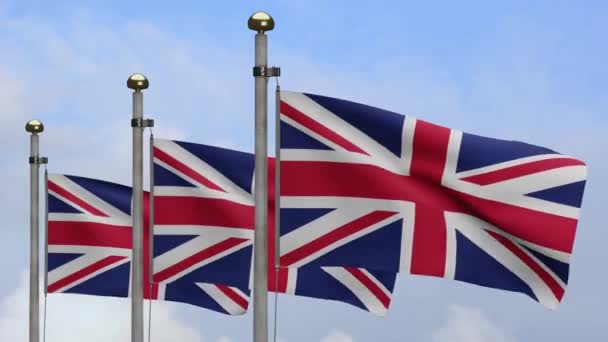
[
  {"xmin": 47, "ymin": 174, "xmax": 132, "ymax": 297},
  {"xmin": 278, "ymin": 91, "xmax": 587, "ymax": 308},
  {"xmin": 268, "ymin": 159, "xmax": 395, "ymax": 315},
  {"xmin": 152, "ymin": 139, "xmax": 254, "ymax": 314},
  {"xmin": 46, "ymin": 174, "xmax": 249, "ymax": 315},
  {"xmin": 153, "ymin": 138, "xmax": 397, "ymax": 315}
]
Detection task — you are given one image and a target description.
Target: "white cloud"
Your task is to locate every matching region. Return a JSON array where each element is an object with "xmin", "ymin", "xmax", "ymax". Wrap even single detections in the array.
[
  {"xmin": 320, "ymin": 330, "xmax": 355, "ymax": 342},
  {"xmin": 432, "ymin": 305, "xmax": 515, "ymax": 342},
  {"xmin": 0, "ymin": 271, "xmax": 204, "ymax": 342},
  {"xmin": 215, "ymin": 337, "xmax": 233, "ymax": 342},
  {"xmin": 0, "ymin": 271, "xmax": 357, "ymax": 342}
]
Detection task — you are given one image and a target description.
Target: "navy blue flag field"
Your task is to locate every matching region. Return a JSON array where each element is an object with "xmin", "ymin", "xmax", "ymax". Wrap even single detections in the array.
[
  {"xmin": 46, "ymin": 174, "xmax": 250, "ymax": 315},
  {"xmin": 277, "ymin": 91, "xmax": 587, "ymax": 308},
  {"xmin": 152, "ymin": 138, "xmax": 397, "ymax": 315}
]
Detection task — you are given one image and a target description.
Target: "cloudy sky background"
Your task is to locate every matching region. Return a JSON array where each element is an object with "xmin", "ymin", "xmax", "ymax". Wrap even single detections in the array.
[{"xmin": 0, "ymin": 0, "xmax": 606, "ymax": 341}]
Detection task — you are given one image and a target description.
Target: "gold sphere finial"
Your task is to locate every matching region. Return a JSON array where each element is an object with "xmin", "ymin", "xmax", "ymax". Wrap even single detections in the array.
[
  {"xmin": 25, "ymin": 119, "xmax": 44, "ymax": 134},
  {"xmin": 127, "ymin": 73, "xmax": 149, "ymax": 91},
  {"xmin": 248, "ymin": 11, "xmax": 274, "ymax": 32}
]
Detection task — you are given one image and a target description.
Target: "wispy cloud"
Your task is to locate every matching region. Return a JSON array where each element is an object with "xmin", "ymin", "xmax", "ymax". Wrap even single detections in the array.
[
  {"xmin": 432, "ymin": 304, "xmax": 515, "ymax": 342},
  {"xmin": 320, "ymin": 330, "xmax": 355, "ymax": 342},
  {"xmin": 0, "ymin": 271, "xmax": 204, "ymax": 342}
]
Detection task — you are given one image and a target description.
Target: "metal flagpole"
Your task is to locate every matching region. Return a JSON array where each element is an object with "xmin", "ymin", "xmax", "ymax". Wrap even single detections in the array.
[
  {"xmin": 274, "ymin": 84, "xmax": 281, "ymax": 268},
  {"xmin": 149, "ymin": 133, "xmax": 155, "ymax": 287},
  {"xmin": 249, "ymin": 11, "xmax": 276, "ymax": 342},
  {"xmin": 26, "ymin": 119, "xmax": 47, "ymax": 342},
  {"xmin": 128, "ymin": 73, "xmax": 151, "ymax": 342},
  {"xmin": 273, "ymin": 82, "xmax": 281, "ymax": 342},
  {"xmin": 44, "ymin": 169, "xmax": 48, "ymax": 298},
  {"xmin": 43, "ymin": 168, "xmax": 48, "ymax": 342},
  {"xmin": 147, "ymin": 133, "xmax": 155, "ymax": 342}
]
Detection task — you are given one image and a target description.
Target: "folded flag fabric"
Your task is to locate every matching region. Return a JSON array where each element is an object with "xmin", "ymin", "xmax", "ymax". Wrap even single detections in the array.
[
  {"xmin": 153, "ymin": 138, "xmax": 397, "ymax": 315},
  {"xmin": 46, "ymin": 173, "xmax": 249, "ymax": 315},
  {"xmin": 278, "ymin": 91, "xmax": 587, "ymax": 308}
]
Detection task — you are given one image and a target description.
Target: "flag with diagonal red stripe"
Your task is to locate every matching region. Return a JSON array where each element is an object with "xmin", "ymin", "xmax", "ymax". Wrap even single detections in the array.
[
  {"xmin": 154, "ymin": 138, "xmax": 398, "ymax": 315},
  {"xmin": 47, "ymin": 174, "xmax": 132, "ymax": 296},
  {"xmin": 152, "ymin": 139, "xmax": 254, "ymax": 304},
  {"xmin": 46, "ymin": 173, "xmax": 249, "ymax": 315},
  {"xmin": 279, "ymin": 91, "xmax": 588, "ymax": 308}
]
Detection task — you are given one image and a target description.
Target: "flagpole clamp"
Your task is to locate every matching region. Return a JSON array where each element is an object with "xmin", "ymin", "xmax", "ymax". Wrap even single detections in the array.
[
  {"xmin": 253, "ymin": 66, "xmax": 281, "ymax": 77},
  {"xmin": 29, "ymin": 156, "xmax": 48, "ymax": 165},
  {"xmin": 131, "ymin": 118, "xmax": 155, "ymax": 127}
]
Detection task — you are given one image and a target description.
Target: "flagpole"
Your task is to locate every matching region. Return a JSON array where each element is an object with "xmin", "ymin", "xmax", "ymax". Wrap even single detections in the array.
[
  {"xmin": 128, "ymin": 74, "xmax": 150, "ymax": 342},
  {"xmin": 249, "ymin": 11, "xmax": 275, "ymax": 342},
  {"xmin": 43, "ymin": 168, "xmax": 48, "ymax": 342},
  {"xmin": 148, "ymin": 133, "xmax": 155, "ymax": 342},
  {"xmin": 149, "ymin": 133, "xmax": 154, "ymax": 286},
  {"xmin": 273, "ymin": 83, "xmax": 281, "ymax": 342},
  {"xmin": 26, "ymin": 119, "xmax": 47, "ymax": 342},
  {"xmin": 274, "ymin": 84, "xmax": 281, "ymax": 267},
  {"xmin": 44, "ymin": 169, "xmax": 48, "ymax": 296}
]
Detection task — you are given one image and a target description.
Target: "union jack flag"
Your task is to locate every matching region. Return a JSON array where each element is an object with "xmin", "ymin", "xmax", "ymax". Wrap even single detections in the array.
[
  {"xmin": 278, "ymin": 91, "xmax": 587, "ymax": 308},
  {"xmin": 154, "ymin": 138, "xmax": 397, "ymax": 315},
  {"xmin": 47, "ymin": 174, "xmax": 131, "ymax": 297},
  {"xmin": 46, "ymin": 174, "xmax": 249, "ymax": 315},
  {"xmin": 153, "ymin": 138, "xmax": 254, "ymax": 314}
]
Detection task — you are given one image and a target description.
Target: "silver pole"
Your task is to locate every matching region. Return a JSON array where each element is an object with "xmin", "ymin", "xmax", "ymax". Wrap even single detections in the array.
[
  {"xmin": 128, "ymin": 73, "xmax": 149, "ymax": 342},
  {"xmin": 253, "ymin": 31, "xmax": 269, "ymax": 342},
  {"xmin": 149, "ymin": 133, "xmax": 154, "ymax": 285},
  {"xmin": 26, "ymin": 119, "xmax": 45, "ymax": 342},
  {"xmin": 248, "ymin": 11, "xmax": 275, "ymax": 342},
  {"xmin": 275, "ymin": 85, "xmax": 281, "ymax": 267},
  {"xmin": 44, "ymin": 169, "xmax": 48, "ymax": 295},
  {"xmin": 273, "ymin": 84, "xmax": 282, "ymax": 342},
  {"xmin": 29, "ymin": 133, "xmax": 39, "ymax": 342},
  {"xmin": 43, "ymin": 169, "xmax": 48, "ymax": 342}
]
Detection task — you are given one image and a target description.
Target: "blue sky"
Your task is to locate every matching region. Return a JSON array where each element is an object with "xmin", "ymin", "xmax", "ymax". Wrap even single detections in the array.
[{"xmin": 0, "ymin": 1, "xmax": 606, "ymax": 341}]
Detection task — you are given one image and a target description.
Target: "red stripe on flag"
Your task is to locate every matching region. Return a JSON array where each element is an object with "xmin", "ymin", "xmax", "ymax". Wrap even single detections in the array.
[
  {"xmin": 48, "ymin": 221, "xmax": 131, "ymax": 249},
  {"xmin": 268, "ymin": 267, "xmax": 290, "ymax": 293},
  {"xmin": 280, "ymin": 211, "xmax": 397, "ymax": 267},
  {"xmin": 154, "ymin": 146, "xmax": 225, "ymax": 192},
  {"xmin": 345, "ymin": 267, "xmax": 390, "ymax": 308},
  {"xmin": 153, "ymin": 237, "xmax": 249, "ymax": 283},
  {"xmin": 144, "ymin": 283, "xmax": 160, "ymax": 300},
  {"xmin": 143, "ymin": 193, "xmax": 159, "ymax": 299},
  {"xmin": 281, "ymin": 160, "xmax": 577, "ymax": 253},
  {"xmin": 48, "ymin": 181, "xmax": 108, "ymax": 217},
  {"xmin": 267, "ymin": 170, "xmax": 290, "ymax": 293},
  {"xmin": 461, "ymin": 158, "xmax": 585, "ymax": 185},
  {"xmin": 281, "ymin": 101, "xmax": 369, "ymax": 155},
  {"xmin": 47, "ymin": 255, "xmax": 127, "ymax": 293},
  {"xmin": 410, "ymin": 206, "xmax": 447, "ymax": 277},
  {"xmin": 407, "ymin": 120, "xmax": 451, "ymax": 276},
  {"xmin": 154, "ymin": 196, "xmax": 254, "ymax": 228},
  {"xmin": 216, "ymin": 285, "xmax": 249, "ymax": 310},
  {"xmin": 281, "ymin": 162, "xmax": 465, "ymax": 212},
  {"xmin": 410, "ymin": 119, "xmax": 451, "ymax": 184},
  {"xmin": 449, "ymin": 189, "xmax": 577, "ymax": 253},
  {"xmin": 486, "ymin": 230, "xmax": 565, "ymax": 302}
]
